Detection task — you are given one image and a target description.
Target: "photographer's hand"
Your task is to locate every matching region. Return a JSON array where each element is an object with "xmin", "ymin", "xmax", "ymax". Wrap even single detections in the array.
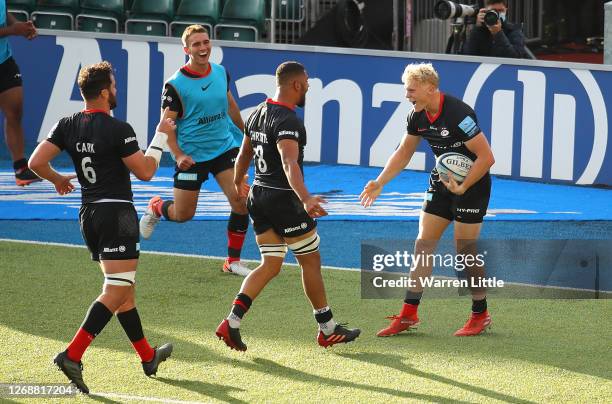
[
  {"xmin": 476, "ymin": 8, "xmax": 486, "ymax": 26},
  {"xmin": 487, "ymin": 18, "xmax": 502, "ymax": 35}
]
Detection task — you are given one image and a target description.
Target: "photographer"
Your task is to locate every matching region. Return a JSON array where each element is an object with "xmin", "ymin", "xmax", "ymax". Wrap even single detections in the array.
[{"xmin": 462, "ymin": 0, "xmax": 527, "ymax": 58}]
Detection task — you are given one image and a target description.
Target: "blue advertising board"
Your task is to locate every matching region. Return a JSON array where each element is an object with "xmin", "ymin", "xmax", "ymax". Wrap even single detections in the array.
[{"xmin": 4, "ymin": 31, "xmax": 611, "ymax": 186}]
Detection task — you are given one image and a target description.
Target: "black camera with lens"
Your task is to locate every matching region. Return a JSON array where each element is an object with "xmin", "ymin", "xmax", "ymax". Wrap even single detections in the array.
[{"xmin": 483, "ymin": 10, "xmax": 500, "ymax": 26}]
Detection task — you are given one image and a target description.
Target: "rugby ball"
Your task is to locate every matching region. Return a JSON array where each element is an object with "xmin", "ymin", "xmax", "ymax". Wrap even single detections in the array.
[{"xmin": 435, "ymin": 152, "xmax": 474, "ymax": 183}]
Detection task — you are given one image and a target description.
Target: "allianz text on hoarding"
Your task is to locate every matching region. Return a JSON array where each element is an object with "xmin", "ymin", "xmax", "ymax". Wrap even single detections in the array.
[{"xmin": 8, "ymin": 32, "xmax": 611, "ymax": 186}]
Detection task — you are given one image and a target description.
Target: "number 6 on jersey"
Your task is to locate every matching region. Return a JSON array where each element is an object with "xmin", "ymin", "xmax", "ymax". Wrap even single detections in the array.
[{"xmin": 81, "ymin": 157, "xmax": 97, "ymax": 184}]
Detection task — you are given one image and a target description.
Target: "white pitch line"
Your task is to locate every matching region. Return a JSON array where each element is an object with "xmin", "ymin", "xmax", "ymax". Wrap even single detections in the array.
[
  {"xmin": 2, "ymin": 238, "xmax": 608, "ymax": 293},
  {"xmin": 0, "ymin": 238, "xmax": 359, "ymax": 271},
  {"xmin": 92, "ymin": 391, "xmax": 210, "ymax": 404}
]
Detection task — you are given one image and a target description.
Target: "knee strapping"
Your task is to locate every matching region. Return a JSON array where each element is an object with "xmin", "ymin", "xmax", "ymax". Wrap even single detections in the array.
[
  {"xmin": 288, "ymin": 233, "xmax": 320, "ymax": 256},
  {"xmin": 104, "ymin": 271, "xmax": 136, "ymax": 286},
  {"xmin": 259, "ymin": 243, "xmax": 288, "ymax": 258}
]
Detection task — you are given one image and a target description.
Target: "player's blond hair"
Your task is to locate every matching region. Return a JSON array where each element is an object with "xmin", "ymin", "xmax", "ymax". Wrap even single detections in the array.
[
  {"xmin": 401, "ymin": 63, "xmax": 439, "ymax": 88},
  {"xmin": 182, "ymin": 24, "xmax": 209, "ymax": 47}
]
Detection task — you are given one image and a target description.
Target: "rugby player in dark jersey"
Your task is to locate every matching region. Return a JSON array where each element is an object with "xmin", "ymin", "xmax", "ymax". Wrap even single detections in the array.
[
  {"xmin": 28, "ymin": 62, "xmax": 175, "ymax": 393},
  {"xmin": 360, "ymin": 63, "xmax": 496, "ymax": 337},
  {"xmin": 215, "ymin": 61, "xmax": 361, "ymax": 350}
]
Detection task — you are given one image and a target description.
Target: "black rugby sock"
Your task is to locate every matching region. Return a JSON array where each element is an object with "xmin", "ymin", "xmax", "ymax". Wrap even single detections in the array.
[{"xmin": 472, "ymin": 298, "xmax": 487, "ymax": 314}]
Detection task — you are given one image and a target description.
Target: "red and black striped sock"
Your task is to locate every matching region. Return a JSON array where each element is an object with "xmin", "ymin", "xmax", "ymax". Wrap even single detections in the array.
[
  {"xmin": 472, "ymin": 298, "xmax": 487, "ymax": 314},
  {"xmin": 227, "ymin": 212, "xmax": 249, "ymax": 263},
  {"xmin": 117, "ymin": 308, "xmax": 155, "ymax": 363},
  {"xmin": 227, "ymin": 293, "xmax": 253, "ymax": 328},
  {"xmin": 160, "ymin": 200, "xmax": 174, "ymax": 220},
  {"xmin": 66, "ymin": 301, "xmax": 113, "ymax": 362},
  {"xmin": 13, "ymin": 158, "xmax": 27, "ymax": 172}
]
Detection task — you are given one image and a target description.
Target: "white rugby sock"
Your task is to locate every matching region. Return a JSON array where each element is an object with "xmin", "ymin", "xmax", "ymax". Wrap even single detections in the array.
[
  {"xmin": 314, "ymin": 306, "xmax": 337, "ymax": 336},
  {"xmin": 227, "ymin": 313, "xmax": 241, "ymax": 328}
]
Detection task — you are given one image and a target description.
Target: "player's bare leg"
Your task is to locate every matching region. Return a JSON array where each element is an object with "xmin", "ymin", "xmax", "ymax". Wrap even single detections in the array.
[
  {"xmin": 140, "ymin": 188, "xmax": 198, "ymax": 238},
  {"xmin": 216, "ymin": 229, "xmax": 284, "ymax": 351},
  {"xmin": 215, "ymin": 168, "xmax": 250, "ymax": 276},
  {"xmin": 0, "ymin": 87, "xmax": 24, "ymax": 161},
  {"xmin": 54, "ymin": 260, "xmax": 172, "ymax": 392},
  {"xmin": 166, "ymin": 188, "xmax": 199, "ymax": 222},
  {"xmin": 100, "ymin": 260, "xmax": 174, "ymax": 372},
  {"xmin": 377, "ymin": 211, "xmax": 451, "ymax": 337},
  {"xmin": 0, "ymin": 86, "xmax": 40, "ymax": 186},
  {"xmin": 285, "ymin": 230, "xmax": 361, "ymax": 348},
  {"xmin": 453, "ymin": 221, "xmax": 491, "ymax": 336},
  {"xmin": 53, "ymin": 259, "xmax": 136, "ymax": 394},
  {"xmin": 239, "ymin": 230, "xmax": 285, "ymax": 298},
  {"xmin": 293, "ymin": 248, "xmax": 327, "ymax": 309},
  {"xmin": 97, "ymin": 259, "xmax": 138, "ymax": 310},
  {"xmin": 114, "ymin": 284, "xmax": 173, "ymax": 376}
]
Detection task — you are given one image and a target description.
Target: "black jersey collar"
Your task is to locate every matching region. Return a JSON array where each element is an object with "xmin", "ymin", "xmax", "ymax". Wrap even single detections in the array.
[{"xmin": 266, "ymin": 98, "xmax": 295, "ymax": 111}]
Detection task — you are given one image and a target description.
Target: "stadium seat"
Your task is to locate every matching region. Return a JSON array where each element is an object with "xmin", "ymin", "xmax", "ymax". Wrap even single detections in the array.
[
  {"xmin": 170, "ymin": 0, "xmax": 220, "ymax": 38},
  {"xmin": 215, "ymin": 0, "xmax": 266, "ymax": 42},
  {"xmin": 31, "ymin": 0, "xmax": 79, "ymax": 30},
  {"xmin": 266, "ymin": 0, "xmax": 304, "ymax": 22},
  {"xmin": 77, "ymin": 0, "xmax": 124, "ymax": 33},
  {"xmin": 7, "ymin": 0, "xmax": 36, "ymax": 22},
  {"xmin": 125, "ymin": 0, "xmax": 174, "ymax": 37}
]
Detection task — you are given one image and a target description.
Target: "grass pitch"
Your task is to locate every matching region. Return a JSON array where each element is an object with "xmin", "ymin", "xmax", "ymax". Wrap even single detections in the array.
[{"xmin": 0, "ymin": 240, "xmax": 610, "ymax": 403}]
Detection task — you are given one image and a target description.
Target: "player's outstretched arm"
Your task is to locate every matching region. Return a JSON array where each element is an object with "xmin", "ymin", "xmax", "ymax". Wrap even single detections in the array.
[
  {"xmin": 123, "ymin": 116, "xmax": 175, "ymax": 181},
  {"xmin": 442, "ymin": 132, "xmax": 494, "ymax": 195},
  {"xmin": 28, "ymin": 141, "xmax": 76, "ymax": 195},
  {"xmin": 278, "ymin": 139, "xmax": 327, "ymax": 218},
  {"xmin": 234, "ymin": 135, "xmax": 253, "ymax": 198},
  {"xmin": 360, "ymin": 133, "xmax": 420, "ymax": 207}
]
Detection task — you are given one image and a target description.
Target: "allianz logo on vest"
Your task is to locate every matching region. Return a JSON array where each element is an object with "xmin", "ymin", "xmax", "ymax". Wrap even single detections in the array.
[{"xmin": 463, "ymin": 64, "xmax": 607, "ymax": 185}]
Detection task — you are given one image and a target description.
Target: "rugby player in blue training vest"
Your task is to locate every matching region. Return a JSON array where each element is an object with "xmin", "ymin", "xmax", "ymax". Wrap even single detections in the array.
[
  {"xmin": 360, "ymin": 63, "xmax": 496, "ymax": 337},
  {"xmin": 0, "ymin": 3, "xmax": 41, "ymax": 186},
  {"xmin": 215, "ymin": 61, "xmax": 361, "ymax": 351},
  {"xmin": 28, "ymin": 62, "xmax": 175, "ymax": 394},
  {"xmin": 139, "ymin": 25, "xmax": 251, "ymax": 277}
]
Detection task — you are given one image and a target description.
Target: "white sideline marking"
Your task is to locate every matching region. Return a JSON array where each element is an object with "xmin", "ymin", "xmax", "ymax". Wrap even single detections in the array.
[
  {"xmin": 92, "ymin": 392, "xmax": 209, "ymax": 404},
  {"xmin": 0, "ymin": 238, "xmax": 358, "ymax": 271},
  {"xmin": 1, "ymin": 238, "xmax": 610, "ymax": 294}
]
